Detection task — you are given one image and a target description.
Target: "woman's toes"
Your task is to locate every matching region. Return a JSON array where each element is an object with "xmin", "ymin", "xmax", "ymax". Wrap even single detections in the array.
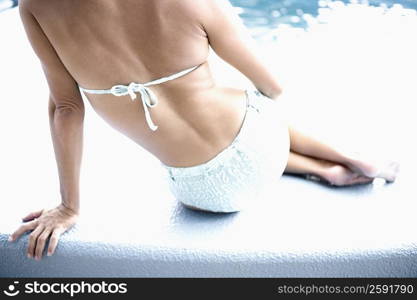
[
  {"xmin": 345, "ymin": 151, "xmax": 400, "ymax": 182},
  {"xmin": 378, "ymin": 161, "xmax": 400, "ymax": 182}
]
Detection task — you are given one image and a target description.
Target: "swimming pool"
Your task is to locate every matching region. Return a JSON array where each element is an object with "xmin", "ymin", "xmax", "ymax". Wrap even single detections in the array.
[
  {"xmin": 230, "ymin": 0, "xmax": 417, "ymax": 30},
  {"xmin": 0, "ymin": 0, "xmax": 17, "ymax": 13}
]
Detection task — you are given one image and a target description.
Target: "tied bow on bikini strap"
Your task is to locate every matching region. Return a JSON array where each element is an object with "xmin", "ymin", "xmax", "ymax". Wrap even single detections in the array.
[
  {"xmin": 110, "ymin": 82, "xmax": 159, "ymax": 131},
  {"xmin": 79, "ymin": 64, "xmax": 202, "ymax": 131}
]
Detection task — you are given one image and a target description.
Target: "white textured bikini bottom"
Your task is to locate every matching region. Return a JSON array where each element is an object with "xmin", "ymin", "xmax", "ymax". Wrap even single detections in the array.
[{"xmin": 161, "ymin": 89, "xmax": 290, "ymax": 213}]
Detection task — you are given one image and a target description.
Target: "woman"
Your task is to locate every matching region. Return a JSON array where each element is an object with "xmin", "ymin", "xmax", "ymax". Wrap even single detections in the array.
[{"xmin": 9, "ymin": 0, "xmax": 398, "ymax": 261}]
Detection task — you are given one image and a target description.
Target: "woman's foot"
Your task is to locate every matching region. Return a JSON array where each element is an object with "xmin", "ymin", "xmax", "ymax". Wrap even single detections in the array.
[
  {"xmin": 342, "ymin": 151, "xmax": 400, "ymax": 182},
  {"xmin": 310, "ymin": 162, "xmax": 374, "ymax": 186}
]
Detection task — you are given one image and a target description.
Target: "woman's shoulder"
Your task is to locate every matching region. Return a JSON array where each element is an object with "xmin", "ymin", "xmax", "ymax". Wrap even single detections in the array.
[{"xmin": 19, "ymin": 0, "xmax": 48, "ymax": 10}]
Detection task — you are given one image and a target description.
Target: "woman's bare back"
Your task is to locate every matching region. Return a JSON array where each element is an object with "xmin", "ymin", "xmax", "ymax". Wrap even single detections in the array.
[{"xmin": 25, "ymin": 0, "xmax": 249, "ymax": 166}]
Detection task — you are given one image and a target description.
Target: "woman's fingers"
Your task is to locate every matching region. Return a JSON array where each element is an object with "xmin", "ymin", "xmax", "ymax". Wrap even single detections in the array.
[
  {"xmin": 10, "ymin": 221, "xmax": 65, "ymax": 259},
  {"xmin": 22, "ymin": 209, "xmax": 44, "ymax": 222},
  {"xmin": 10, "ymin": 205, "xmax": 77, "ymax": 260},
  {"xmin": 47, "ymin": 227, "xmax": 64, "ymax": 257},
  {"xmin": 34, "ymin": 228, "xmax": 52, "ymax": 260},
  {"xmin": 9, "ymin": 220, "xmax": 38, "ymax": 242},
  {"xmin": 27, "ymin": 224, "xmax": 45, "ymax": 259}
]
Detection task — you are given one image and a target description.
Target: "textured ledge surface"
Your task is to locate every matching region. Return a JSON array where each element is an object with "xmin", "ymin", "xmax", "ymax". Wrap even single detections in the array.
[{"xmin": 1, "ymin": 174, "xmax": 417, "ymax": 277}]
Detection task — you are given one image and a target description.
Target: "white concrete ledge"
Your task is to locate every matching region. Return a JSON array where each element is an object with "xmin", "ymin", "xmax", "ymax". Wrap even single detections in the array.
[{"xmin": 1, "ymin": 175, "xmax": 417, "ymax": 277}]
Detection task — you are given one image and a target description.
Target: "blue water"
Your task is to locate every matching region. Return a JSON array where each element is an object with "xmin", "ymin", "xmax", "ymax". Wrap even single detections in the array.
[
  {"xmin": 0, "ymin": 0, "xmax": 17, "ymax": 13},
  {"xmin": 230, "ymin": 0, "xmax": 417, "ymax": 29}
]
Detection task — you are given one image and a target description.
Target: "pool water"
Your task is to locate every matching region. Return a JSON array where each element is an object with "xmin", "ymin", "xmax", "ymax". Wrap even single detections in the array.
[
  {"xmin": 230, "ymin": 0, "xmax": 417, "ymax": 30},
  {"xmin": 0, "ymin": 0, "xmax": 17, "ymax": 13}
]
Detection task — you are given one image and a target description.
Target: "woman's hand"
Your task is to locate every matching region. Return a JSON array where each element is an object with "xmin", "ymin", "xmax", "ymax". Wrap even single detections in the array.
[{"xmin": 8, "ymin": 204, "xmax": 78, "ymax": 260}]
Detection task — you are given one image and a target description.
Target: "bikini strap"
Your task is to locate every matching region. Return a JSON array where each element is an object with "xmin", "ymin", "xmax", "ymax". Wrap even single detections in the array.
[
  {"xmin": 79, "ymin": 64, "xmax": 202, "ymax": 131},
  {"xmin": 143, "ymin": 64, "xmax": 200, "ymax": 86}
]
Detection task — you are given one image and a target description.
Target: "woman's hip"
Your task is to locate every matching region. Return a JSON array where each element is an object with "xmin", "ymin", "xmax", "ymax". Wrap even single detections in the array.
[{"xmin": 161, "ymin": 88, "xmax": 290, "ymax": 213}]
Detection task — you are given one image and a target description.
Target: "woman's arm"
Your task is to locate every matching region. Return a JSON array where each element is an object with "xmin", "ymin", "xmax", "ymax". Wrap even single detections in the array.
[
  {"xmin": 8, "ymin": 1, "xmax": 83, "ymax": 260},
  {"xmin": 199, "ymin": 0, "xmax": 283, "ymax": 99},
  {"xmin": 48, "ymin": 95, "xmax": 84, "ymax": 214}
]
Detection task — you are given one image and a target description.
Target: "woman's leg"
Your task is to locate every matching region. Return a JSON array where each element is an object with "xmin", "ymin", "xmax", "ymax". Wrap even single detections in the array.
[
  {"xmin": 285, "ymin": 151, "xmax": 374, "ymax": 186},
  {"xmin": 287, "ymin": 127, "xmax": 399, "ymax": 182},
  {"xmin": 288, "ymin": 127, "xmax": 350, "ymax": 163}
]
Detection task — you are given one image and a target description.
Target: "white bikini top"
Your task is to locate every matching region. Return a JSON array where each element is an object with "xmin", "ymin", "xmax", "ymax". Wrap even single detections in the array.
[{"xmin": 79, "ymin": 64, "xmax": 201, "ymax": 131}]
